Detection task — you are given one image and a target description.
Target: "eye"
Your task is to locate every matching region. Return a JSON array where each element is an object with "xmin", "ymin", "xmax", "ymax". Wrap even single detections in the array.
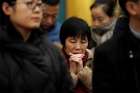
[
  {"xmin": 43, "ymin": 14, "xmax": 48, "ymax": 18},
  {"xmin": 69, "ymin": 39, "xmax": 76, "ymax": 43},
  {"xmin": 25, "ymin": 1, "xmax": 33, "ymax": 8},
  {"xmin": 98, "ymin": 17, "xmax": 104, "ymax": 22},
  {"xmin": 36, "ymin": 2, "xmax": 43, "ymax": 8},
  {"xmin": 81, "ymin": 40, "xmax": 87, "ymax": 43}
]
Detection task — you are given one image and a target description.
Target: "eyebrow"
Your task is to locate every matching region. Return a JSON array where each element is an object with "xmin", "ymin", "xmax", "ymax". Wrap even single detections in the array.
[{"xmin": 31, "ymin": 0, "xmax": 42, "ymax": 2}]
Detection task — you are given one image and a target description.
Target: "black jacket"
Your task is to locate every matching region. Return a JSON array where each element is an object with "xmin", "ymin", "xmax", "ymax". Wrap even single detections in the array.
[
  {"xmin": 93, "ymin": 17, "xmax": 140, "ymax": 93},
  {"xmin": 0, "ymin": 23, "xmax": 74, "ymax": 93}
]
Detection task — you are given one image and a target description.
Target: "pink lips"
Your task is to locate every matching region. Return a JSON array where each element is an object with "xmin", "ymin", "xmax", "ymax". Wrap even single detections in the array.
[{"xmin": 31, "ymin": 17, "xmax": 41, "ymax": 22}]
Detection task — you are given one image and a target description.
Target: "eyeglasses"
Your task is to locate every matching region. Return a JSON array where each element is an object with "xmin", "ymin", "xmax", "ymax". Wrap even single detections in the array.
[{"xmin": 12, "ymin": 0, "xmax": 43, "ymax": 11}]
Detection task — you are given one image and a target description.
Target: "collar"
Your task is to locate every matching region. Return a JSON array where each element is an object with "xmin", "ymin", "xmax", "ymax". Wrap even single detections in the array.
[{"xmin": 129, "ymin": 25, "xmax": 140, "ymax": 39}]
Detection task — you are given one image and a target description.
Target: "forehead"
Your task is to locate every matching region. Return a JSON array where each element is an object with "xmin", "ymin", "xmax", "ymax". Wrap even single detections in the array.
[
  {"xmin": 43, "ymin": 4, "xmax": 59, "ymax": 14},
  {"xmin": 67, "ymin": 36, "xmax": 88, "ymax": 40},
  {"xmin": 91, "ymin": 6, "xmax": 107, "ymax": 17},
  {"xmin": 43, "ymin": 4, "xmax": 59, "ymax": 11},
  {"xmin": 91, "ymin": 5, "xmax": 104, "ymax": 13}
]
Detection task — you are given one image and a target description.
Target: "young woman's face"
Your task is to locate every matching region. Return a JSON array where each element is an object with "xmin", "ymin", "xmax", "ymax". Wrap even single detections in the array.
[
  {"xmin": 6, "ymin": 0, "xmax": 43, "ymax": 30},
  {"xmin": 64, "ymin": 36, "xmax": 88, "ymax": 55}
]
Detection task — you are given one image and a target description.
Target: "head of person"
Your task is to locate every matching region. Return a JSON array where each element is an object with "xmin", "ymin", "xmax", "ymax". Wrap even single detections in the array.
[
  {"xmin": 0, "ymin": 0, "xmax": 43, "ymax": 31},
  {"xmin": 119, "ymin": 0, "xmax": 140, "ymax": 18},
  {"xmin": 41, "ymin": 0, "xmax": 60, "ymax": 31},
  {"xmin": 90, "ymin": 0, "xmax": 116, "ymax": 35},
  {"xmin": 60, "ymin": 17, "xmax": 91, "ymax": 55}
]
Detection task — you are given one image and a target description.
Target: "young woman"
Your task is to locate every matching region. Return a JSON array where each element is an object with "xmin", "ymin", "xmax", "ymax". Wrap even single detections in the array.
[
  {"xmin": 60, "ymin": 17, "xmax": 93, "ymax": 93},
  {"xmin": 0, "ymin": 0, "xmax": 73, "ymax": 93}
]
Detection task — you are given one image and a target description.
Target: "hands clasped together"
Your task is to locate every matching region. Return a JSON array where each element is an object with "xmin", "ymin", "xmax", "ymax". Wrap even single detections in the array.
[{"xmin": 69, "ymin": 53, "xmax": 92, "ymax": 89}]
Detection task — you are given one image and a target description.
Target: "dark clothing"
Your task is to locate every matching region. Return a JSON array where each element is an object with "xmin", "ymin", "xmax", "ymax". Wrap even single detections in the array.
[
  {"xmin": 113, "ymin": 16, "xmax": 128, "ymax": 37},
  {"xmin": 74, "ymin": 81, "xmax": 89, "ymax": 93},
  {"xmin": 0, "ymin": 23, "xmax": 74, "ymax": 93},
  {"xmin": 93, "ymin": 17, "xmax": 140, "ymax": 93}
]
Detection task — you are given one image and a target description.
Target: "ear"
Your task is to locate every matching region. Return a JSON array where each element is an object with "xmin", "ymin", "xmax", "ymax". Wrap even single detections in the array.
[
  {"xmin": 2, "ymin": 2, "xmax": 13, "ymax": 16},
  {"xmin": 126, "ymin": 1, "xmax": 138, "ymax": 15}
]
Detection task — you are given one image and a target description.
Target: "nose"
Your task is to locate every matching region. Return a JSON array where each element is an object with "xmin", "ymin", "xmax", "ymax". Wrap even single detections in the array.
[
  {"xmin": 32, "ymin": 3, "xmax": 42, "ymax": 12},
  {"xmin": 93, "ymin": 20, "xmax": 100, "ymax": 28},
  {"xmin": 47, "ymin": 17, "xmax": 53, "ymax": 25},
  {"xmin": 74, "ymin": 43, "xmax": 82, "ymax": 49},
  {"xmin": 73, "ymin": 43, "xmax": 83, "ymax": 53}
]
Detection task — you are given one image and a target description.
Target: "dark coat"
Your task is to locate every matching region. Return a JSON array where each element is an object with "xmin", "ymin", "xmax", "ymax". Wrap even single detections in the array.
[
  {"xmin": 0, "ymin": 23, "xmax": 74, "ymax": 93},
  {"xmin": 93, "ymin": 17, "xmax": 140, "ymax": 93}
]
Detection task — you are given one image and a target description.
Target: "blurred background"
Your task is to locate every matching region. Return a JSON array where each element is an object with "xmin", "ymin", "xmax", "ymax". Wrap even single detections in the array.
[{"xmin": 57, "ymin": 0, "xmax": 95, "ymax": 25}]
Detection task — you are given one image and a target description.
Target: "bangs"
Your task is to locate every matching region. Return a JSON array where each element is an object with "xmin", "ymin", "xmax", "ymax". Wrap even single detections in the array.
[{"xmin": 68, "ymin": 30, "xmax": 88, "ymax": 40}]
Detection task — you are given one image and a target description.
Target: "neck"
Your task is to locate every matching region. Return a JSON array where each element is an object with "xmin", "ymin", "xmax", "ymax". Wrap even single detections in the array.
[
  {"xmin": 14, "ymin": 24, "xmax": 31, "ymax": 42},
  {"xmin": 129, "ymin": 17, "xmax": 140, "ymax": 32}
]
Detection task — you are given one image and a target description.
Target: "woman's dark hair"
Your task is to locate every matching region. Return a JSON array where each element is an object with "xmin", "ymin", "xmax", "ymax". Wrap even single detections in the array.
[
  {"xmin": 44, "ymin": 0, "xmax": 60, "ymax": 5},
  {"xmin": 60, "ymin": 17, "xmax": 91, "ymax": 46},
  {"xmin": 119, "ymin": 0, "xmax": 139, "ymax": 16},
  {"xmin": 90, "ymin": 0, "xmax": 116, "ymax": 17},
  {"xmin": 0, "ymin": 0, "xmax": 16, "ymax": 25}
]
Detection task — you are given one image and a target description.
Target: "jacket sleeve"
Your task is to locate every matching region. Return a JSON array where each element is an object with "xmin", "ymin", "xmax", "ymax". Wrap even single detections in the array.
[
  {"xmin": 57, "ymin": 51, "xmax": 74, "ymax": 93},
  {"xmin": 0, "ymin": 53, "xmax": 12, "ymax": 93},
  {"xmin": 93, "ymin": 47, "xmax": 117, "ymax": 93},
  {"xmin": 47, "ymin": 46, "xmax": 74, "ymax": 93}
]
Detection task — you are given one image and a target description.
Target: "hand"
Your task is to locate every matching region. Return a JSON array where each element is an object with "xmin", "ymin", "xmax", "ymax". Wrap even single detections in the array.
[
  {"xmin": 70, "ymin": 72, "xmax": 78, "ymax": 86},
  {"xmin": 69, "ymin": 61, "xmax": 77, "ymax": 74},
  {"xmin": 69, "ymin": 53, "xmax": 84, "ymax": 74},
  {"xmin": 78, "ymin": 66, "xmax": 92, "ymax": 89},
  {"xmin": 86, "ymin": 49, "xmax": 94, "ymax": 59}
]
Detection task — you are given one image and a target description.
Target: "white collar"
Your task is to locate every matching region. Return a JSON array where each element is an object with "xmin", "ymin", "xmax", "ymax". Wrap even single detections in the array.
[{"xmin": 129, "ymin": 25, "xmax": 140, "ymax": 39}]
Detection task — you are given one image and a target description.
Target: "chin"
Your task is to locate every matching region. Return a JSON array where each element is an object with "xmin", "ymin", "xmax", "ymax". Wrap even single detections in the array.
[
  {"xmin": 31, "ymin": 24, "xmax": 40, "ymax": 28},
  {"xmin": 26, "ymin": 26, "xmax": 39, "ymax": 31}
]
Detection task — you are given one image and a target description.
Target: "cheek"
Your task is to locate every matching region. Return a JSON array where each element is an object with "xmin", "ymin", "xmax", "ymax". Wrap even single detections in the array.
[
  {"xmin": 65, "ymin": 43, "xmax": 73, "ymax": 51},
  {"xmin": 64, "ymin": 43, "xmax": 74, "ymax": 54},
  {"xmin": 10, "ymin": 13, "xmax": 29, "ymax": 27},
  {"xmin": 18, "ymin": 15, "xmax": 30, "ymax": 26},
  {"xmin": 15, "ymin": 10, "xmax": 30, "ymax": 22},
  {"xmin": 103, "ymin": 17, "xmax": 111, "ymax": 24},
  {"xmin": 82, "ymin": 43, "xmax": 88, "ymax": 51}
]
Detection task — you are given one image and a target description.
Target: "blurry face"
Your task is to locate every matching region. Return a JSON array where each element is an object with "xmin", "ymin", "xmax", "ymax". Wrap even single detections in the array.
[
  {"xmin": 7, "ymin": 0, "xmax": 43, "ymax": 31},
  {"xmin": 64, "ymin": 36, "xmax": 88, "ymax": 55},
  {"xmin": 129, "ymin": 1, "xmax": 140, "ymax": 19},
  {"xmin": 91, "ymin": 6, "xmax": 112, "ymax": 29},
  {"xmin": 41, "ymin": 4, "xmax": 59, "ymax": 30}
]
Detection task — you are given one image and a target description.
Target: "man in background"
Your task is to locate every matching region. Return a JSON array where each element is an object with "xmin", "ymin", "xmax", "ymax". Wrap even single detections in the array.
[
  {"xmin": 90, "ymin": 0, "xmax": 117, "ymax": 46},
  {"xmin": 93, "ymin": 0, "xmax": 140, "ymax": 92},
  {"xmin": 41, "ymin": 0, "xmax": 62, "ymax": 48}
]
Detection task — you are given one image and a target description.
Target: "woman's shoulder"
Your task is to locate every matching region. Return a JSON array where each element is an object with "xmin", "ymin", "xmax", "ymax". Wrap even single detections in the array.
[{"xmin": 95, "ymin": 36, "xmax": 119, "ymax": 55}]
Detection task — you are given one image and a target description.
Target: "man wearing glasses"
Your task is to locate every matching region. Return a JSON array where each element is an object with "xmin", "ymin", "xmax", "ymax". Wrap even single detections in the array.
[
  {"xmin": 93, "ymin": 0, "xmax": 140, "ymax": 93},
  {"xmin": 0, "ymin": 0, "xmax": 74, "ymax": 93}
]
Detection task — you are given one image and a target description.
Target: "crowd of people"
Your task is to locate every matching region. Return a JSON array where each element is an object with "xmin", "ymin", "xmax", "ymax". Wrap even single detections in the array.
[{"xmin": 0, "ymin": 0, "xmax": 140, "ymax": 93}]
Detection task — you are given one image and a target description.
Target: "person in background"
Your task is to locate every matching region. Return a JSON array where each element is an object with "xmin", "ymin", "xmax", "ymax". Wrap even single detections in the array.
[
  {"xmin": 90, "ymin": 0, "xmax": 117, "ymax": 46},
  {"xmin": 40, "ymin": 0, "xmax": 62, "ymax": 48},
  {"xmin": 0, "ymin": 0, "xmax": 74, "ymax": 93},
  {"xmin": 93, "ymin": 0, "xmax": 140, "ymax": 92},
  {"xmin": 60, "ymin": 17, "xmax": 93, "ymax": 93}
]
